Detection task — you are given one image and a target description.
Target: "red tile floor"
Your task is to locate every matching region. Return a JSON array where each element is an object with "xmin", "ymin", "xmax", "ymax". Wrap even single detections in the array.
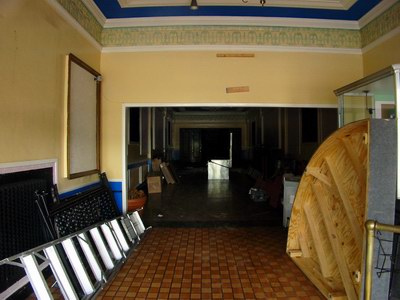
[{"xmin": 97, "ymin": 226, "xmax": 324, "ymax": 300}]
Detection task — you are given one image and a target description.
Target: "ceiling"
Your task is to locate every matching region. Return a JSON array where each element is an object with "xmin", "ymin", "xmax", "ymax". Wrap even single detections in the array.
[{"xmin": 91, "ymin": 0, "xmax": 381, "ymax": 21}]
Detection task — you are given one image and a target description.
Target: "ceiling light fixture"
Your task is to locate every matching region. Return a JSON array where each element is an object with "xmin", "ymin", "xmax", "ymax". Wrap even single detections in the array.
[
  {"xmin": 364, "ymin": 90, "xmax": 375, "ymax": 116},
  {"xmin": 190, "ymin": 0, "xmax": 198, "ymax": 10},
  {"xmin": 241, "ymin": 0, "xmax": 266, "ymax": 6}
]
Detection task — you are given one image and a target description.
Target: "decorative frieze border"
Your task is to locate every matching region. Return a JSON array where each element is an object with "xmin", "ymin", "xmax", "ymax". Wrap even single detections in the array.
[
  {"xmin": 360, "ymin": 2, "xmax": 400, "ymax": 47},
  {"xmin": 101, "ymin": 25, "xmax": 361, "ymax": 49},
  {"xmin": 53, "ymin": 0, "xmax": 400, "ymax": 50},
  {"xmin": 55, "ymin": 0, "xmax": 103, "ymax": 43}
]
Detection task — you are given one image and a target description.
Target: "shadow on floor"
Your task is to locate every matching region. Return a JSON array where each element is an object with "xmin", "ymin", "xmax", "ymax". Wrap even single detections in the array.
[{"xmin": 142, "ymin": 168, "xmax": 283, "ymax": 227}]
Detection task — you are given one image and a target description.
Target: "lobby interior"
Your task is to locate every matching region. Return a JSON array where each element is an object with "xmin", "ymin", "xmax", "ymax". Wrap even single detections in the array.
[{"xmin": 1, "ymin": 0, "xmax": 400, "ymax": 299}]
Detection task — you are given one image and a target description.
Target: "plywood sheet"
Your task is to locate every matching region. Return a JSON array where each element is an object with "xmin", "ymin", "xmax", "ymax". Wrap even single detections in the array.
[{"xmin": 287, "ymin": 120, "xmax": 369, "ymax": 300}]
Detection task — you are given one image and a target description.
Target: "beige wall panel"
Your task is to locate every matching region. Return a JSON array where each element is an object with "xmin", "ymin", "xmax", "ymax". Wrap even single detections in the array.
[
  {"xmin": 0, "ymin": 0, "xmax": 101, "ymax": 192},
  {"xmin": 100, "ymin": 51, "xmax": 362, "ymax": 179},
  {"xmin": 363, "ymin": 31, "xmax": 400, "ymax": 76}
]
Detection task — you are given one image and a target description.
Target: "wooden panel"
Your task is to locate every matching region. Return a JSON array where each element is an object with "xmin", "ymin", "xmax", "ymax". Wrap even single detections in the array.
[
  {"xmin": 340, "ymin": 136, "xmax": 366, "ymax": 189},
  {"xmin": 298, "ymin": 231, "xmax": 311, "ymax": 258},
  {"xmin": 225, "ymin": 86, "xmax": 250, "ymax": 93},
  {"xmin": 303, "ymin": 200, "xmax": 335, "ymax": 278},
  {"xmin": 325, "ymin": 156, "xmax": 363, "ymax": 250},
  {"xmin": 216, "ymin": 53, "xmax": 255, "ymax": 58},
  {"xmin": 287, "ymin": 119, "xmax": 369, "ymax": 300},
  {"xmin": 329, "ymin": 293, "xmax": 348, "ymax": 300},
  {"xmin": 305, "ymin": 167, "xmax": 332, "ymax": 188},
  {"xmin": 313, "ymin": 182, "xmax": 358, "ymax": 300},
  {"xmin": 288, "ymin": 249, "xmax": 302, "ymax": 257}
]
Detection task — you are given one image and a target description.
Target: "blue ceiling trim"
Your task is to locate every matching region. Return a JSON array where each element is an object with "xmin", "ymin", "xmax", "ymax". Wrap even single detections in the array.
[{"xmin": 93, "ymin": 0, "xmax": 381, "ymax": 21}]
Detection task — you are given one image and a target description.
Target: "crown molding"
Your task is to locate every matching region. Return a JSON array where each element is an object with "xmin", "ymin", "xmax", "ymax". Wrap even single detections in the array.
[
  {"xmin": 122, "ymin": 102, "xmax": 337, "ymax": 108},
  {"xmin": 358, "ymin": 0, "xmax": 398, "ymax": 28},
  {"xmin": 362, "ymin": 26, "xmax": 400, "ymax": 54},
  {"xmin": 84, "ymin": 0, "xmax": 396, "ymax": 31},
  {"xmin": 82, "ymin": 0, "xmax": 107, "ymax": 26},
  {"xmin": 55, "ymin": 0, "xmax": 397, "ymax": 51},
  {"xmin": 118, "ymin": 0, "xmax": 356, "ymax": 10},
  {"xmin": 46, "ymin": 0, "xmax": 102, "ymax": 51},
  {"xmin": 102, "ymin": 44, "xmax": 362, "ymax": 54},
  {"xmin": 103, "ymin": 16, "xmax": 359, "ymax": 29}
]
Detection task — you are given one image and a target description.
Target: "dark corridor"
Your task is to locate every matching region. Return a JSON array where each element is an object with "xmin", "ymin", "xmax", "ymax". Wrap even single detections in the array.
[
  {"xmin": 142, "ymin": 167, "xmax": 282, "ymax": 227},
  {"xmin": 179, "ymin": 128, "xmax": 242, "ymax": 167}
]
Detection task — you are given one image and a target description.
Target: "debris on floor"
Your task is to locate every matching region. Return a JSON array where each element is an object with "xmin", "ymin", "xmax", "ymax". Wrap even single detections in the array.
[{"xmin": 248, "ymin": 187, "xmax": 267, "ymax": 202}]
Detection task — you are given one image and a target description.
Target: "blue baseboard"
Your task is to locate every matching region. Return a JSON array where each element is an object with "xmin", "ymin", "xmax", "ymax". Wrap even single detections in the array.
[
  {"xmin": 60, "ymin": 180, "xmax": 123, "ymax": 214},
  {"xmin": 109, "ymin": 181, "xmax": 123, "ymax": 213},
  {"xmin": 60, "ymin": 182, "xmax": 100, "ymax": 199}
]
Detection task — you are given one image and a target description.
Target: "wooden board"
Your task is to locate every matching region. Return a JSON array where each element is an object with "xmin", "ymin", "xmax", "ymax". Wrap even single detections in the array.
[
  {"xmin": 287, "ymin": 119, "xmax": 369, "ymax": 300},
  {"xmin": 160, "ymin": 162, "xmax": 176, "ymax": 184},
  {"xmin": 225, "ymin": 86, "xmax": 250, "ymax": 93}
]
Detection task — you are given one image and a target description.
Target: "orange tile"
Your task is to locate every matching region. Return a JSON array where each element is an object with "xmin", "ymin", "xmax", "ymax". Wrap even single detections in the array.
[{"xmin": 97, "ymin": 227, "xmax": 325, "ymax": 300}]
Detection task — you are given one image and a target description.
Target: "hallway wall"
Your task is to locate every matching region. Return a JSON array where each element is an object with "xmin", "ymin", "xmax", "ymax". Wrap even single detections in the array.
[
  {"xmin": 1, "ymin": 0, "xmax": 399, "ymax": 199},
  {"xmin": 363, "ymin": 32, "xmax": 400, "ymax": 75},
  {"xmin": 100, "ymin": 51, "xmax": 363, "ymax": 179},
  {"xmin": 0, "ymin": 0, "xmax": 102, "ymax": 192}
]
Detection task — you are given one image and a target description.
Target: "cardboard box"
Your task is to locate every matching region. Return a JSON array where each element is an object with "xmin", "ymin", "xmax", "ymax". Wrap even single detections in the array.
[
  {"xmin": 147, "ymin": 175, "xmax": 162, "ymax": 193},
  {"xmin": 152, "ymin": 158, "xmax": 162, "ymax": 172}
]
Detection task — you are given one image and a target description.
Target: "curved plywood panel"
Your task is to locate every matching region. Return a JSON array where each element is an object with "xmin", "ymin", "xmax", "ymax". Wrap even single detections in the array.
[{"xmin": 287, "ymin": 119, "xmax": 369, "ymax": 300}]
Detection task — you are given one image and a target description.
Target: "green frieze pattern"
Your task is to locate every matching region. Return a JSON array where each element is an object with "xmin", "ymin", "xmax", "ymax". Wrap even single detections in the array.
[
  {"xmin": 101, "ymin": 26, "xmax": 361, "ymax": 48},
  {"xmin": 361, "ymin": 2, "xmax": 400, "ymax": 47},
  {"xmin": 55, "ymin": 0, "xmax": 399, "ymax": 49},
  {"xmin": 56, "ymin": 0, "xmax": 102, "ymax": 43}
]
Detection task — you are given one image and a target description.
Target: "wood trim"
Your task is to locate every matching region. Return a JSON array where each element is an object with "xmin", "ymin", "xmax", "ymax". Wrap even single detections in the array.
[{"xmin": 216, "ymin": 53, "xmax": 255, "ymax": 58}]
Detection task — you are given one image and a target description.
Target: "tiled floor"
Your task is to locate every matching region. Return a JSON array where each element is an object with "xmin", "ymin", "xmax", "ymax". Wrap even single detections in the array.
[
  {"xmin": 24, "ymin": 168, "xmax": 323, "ymax": 299},
  {"xmin": 97, "ymin": 226, "xmax": 324, "ymax": 300}
]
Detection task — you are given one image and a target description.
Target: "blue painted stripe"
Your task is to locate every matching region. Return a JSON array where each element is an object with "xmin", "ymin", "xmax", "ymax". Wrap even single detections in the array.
[
  {"xmin": 109, "ymin": 181, "xmax": 123, "ymax": 213},
  {"xmin": 59, "ymin": 181, "xmax": 123, "ymax": 214},
  {"xmin": 94, "ymin": 0, "xmax": 380, "ymax": 21}
]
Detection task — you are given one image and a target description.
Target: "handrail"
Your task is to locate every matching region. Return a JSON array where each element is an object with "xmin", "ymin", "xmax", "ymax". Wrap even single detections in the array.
[{"xmin": 364, "ymin": 220, "xmax": 400, "ymax": 300}]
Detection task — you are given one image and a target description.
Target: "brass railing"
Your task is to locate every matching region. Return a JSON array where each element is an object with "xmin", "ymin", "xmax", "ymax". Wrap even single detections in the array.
[{"xmin": 364, "ymin": 220, "xmax": 400, "ymax": 300}]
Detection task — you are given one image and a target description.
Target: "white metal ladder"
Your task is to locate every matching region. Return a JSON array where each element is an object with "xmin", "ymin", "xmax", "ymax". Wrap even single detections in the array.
[{"xmin": 0, "ymin": 211, "xmax": 148, "ymax": 300}]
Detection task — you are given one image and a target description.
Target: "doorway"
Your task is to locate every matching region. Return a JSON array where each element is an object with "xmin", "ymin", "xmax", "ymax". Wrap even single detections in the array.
[
  {"xmin": 122, "ymin": 105, "xmax": 338, "ymax": 215},
  {"xmin": 180, "ymin": 129, "xmax": 202, "ymax": 165}
]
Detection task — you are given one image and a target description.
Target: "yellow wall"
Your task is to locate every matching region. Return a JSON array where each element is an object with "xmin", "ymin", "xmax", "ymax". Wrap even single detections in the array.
[
  {"xmin": 363, "ymin": 31, "xmax": 400, "ymax": 75},
  {"xmin": 6, "ymin": 1, "xmax": 399, "ymax": 186},
  {"xmin": 101, "ymin": 51, "xmax": 363, "ymax": 178},
  {"xmin": 0, "ymin": 0, "xmax": 101, "ymax": 192}
]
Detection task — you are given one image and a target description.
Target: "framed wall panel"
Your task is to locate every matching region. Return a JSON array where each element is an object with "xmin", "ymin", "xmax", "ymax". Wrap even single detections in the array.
[{"xmin": 67, "ymin": 54, "xmax": 101, "ymax": 179}]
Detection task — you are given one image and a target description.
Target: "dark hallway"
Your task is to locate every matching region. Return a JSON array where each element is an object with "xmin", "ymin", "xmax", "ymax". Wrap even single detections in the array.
[{"xmin": 142, "ymin": 167, "xmax": 282, "ymax": 227}]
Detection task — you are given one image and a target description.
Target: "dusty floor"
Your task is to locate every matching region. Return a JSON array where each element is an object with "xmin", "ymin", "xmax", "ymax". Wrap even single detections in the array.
[
  {"xmin": 97, "ymin": 226, "xmax": 324, "ymax": 300},
  {"xmin": 25, "ymin": 168, "xmax": 323, "ymax": 300}
]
